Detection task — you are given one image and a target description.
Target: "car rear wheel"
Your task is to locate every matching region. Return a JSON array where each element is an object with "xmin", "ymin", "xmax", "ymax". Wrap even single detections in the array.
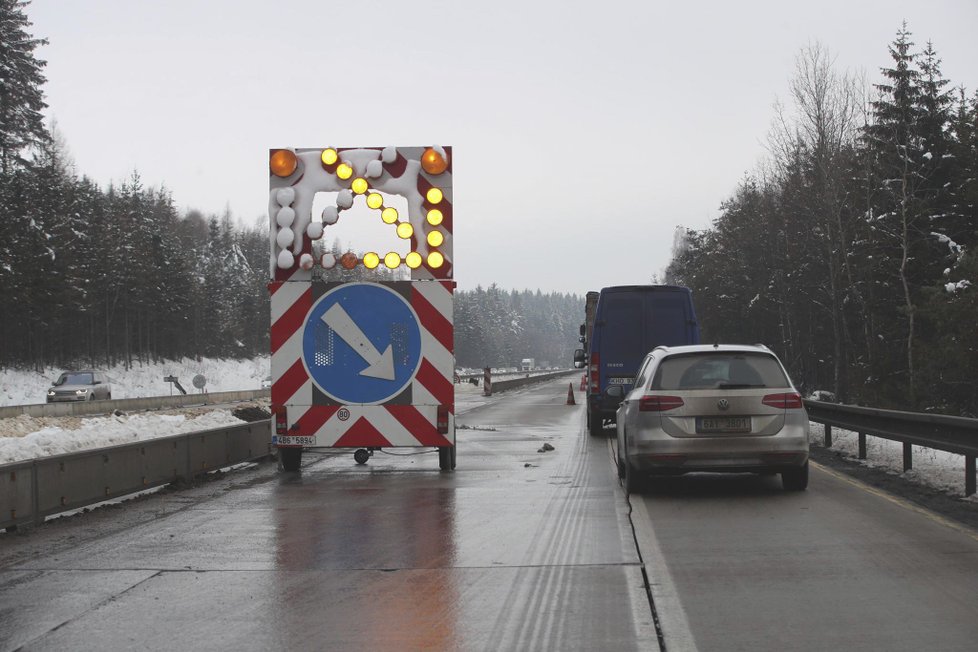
[
  {"xmin": 623, "ymin": 439, "xmax": 643, "ymax": 494},
  {"xmin": 782, "ymin": 461, "xmax": 809, "ymax": 491}
]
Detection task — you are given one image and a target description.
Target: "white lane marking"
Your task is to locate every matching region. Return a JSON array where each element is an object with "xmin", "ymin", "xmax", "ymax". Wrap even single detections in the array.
[
  {"xmin": 812, "ymin": 461, "xmax": 978, "ymax": 543},
  {"xmin": 322, "ymin": 303, "xmax": 395, "ymax": 380},
  {"xmin": 629, "ymin": 493, "xmax": 699, "ymax": 652}
]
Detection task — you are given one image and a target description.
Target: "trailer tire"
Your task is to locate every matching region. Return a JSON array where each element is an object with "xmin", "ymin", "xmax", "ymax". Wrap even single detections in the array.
[
  {"xmin": 280, "ymin": 447, "xmax": 302, "ymax": 472},
  {"xmin": 439, "ymin": 445, "xmax": 456, "ymax": 471}
]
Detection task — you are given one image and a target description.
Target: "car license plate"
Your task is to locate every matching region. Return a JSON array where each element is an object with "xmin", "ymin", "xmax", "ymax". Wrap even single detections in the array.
[
  {"xmin": 607, "ymin": 377, "xmax": 632, "ymax": 385},
  {"xmin": 274, "ymin": 436, "xmax": 315, "ymax": 446},
  {"xmin": 696, "ymin": 417, "xmax": 751, "ymax": 433}
]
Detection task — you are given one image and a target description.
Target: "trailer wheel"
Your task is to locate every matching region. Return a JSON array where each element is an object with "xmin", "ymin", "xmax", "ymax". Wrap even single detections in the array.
[
  {"xmin": 354, "ymin": 448, "xmax": 371, "ymax": 465},
  {"xmin": 439, "ymin": 445, "xmax": 456, "ymax": 471},
  {"xmin": 280, "ymin": 447, "xmax": 302, "ymax": 472}
]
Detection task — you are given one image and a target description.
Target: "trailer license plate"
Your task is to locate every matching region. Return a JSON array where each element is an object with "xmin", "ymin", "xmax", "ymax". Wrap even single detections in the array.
[
  {"xmin": 608, "ymin": 377, "xmax": 632, "ymax": 385},
  {"xmin": 275, "ymin": 436, "xmax": 315, "ymax": 446},
  {"xmin": 696, "ymin": 417, "xmax": 751, "ymax": 433}
]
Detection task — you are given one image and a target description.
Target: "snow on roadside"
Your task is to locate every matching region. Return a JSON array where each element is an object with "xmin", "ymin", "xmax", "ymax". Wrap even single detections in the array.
[
  {"xmin": 810, "ymin": 422, "xmax": 978, "ymax": 501},
  {"xmin": 0, "ymin": 410, "xmax": 248, "ymax": 465}
]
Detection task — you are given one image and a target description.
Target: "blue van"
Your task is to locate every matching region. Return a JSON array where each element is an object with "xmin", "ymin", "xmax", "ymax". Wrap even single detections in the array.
[{"xmin": 575, "ymin": 285, "xmax": 699, "ymax": 436}]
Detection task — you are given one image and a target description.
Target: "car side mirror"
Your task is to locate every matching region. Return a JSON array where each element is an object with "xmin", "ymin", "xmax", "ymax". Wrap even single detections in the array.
[{"xmin": 605, "ymin": 385, "xmax": 625, "ymax": 404}]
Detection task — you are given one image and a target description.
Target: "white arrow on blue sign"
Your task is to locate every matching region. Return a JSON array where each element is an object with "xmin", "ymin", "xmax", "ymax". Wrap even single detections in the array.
[{"xmin": 302, "ymin": 282, "xmax": 422, "ymax": 405}]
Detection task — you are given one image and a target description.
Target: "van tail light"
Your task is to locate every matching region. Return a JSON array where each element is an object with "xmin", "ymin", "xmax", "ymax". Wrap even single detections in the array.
[
  {"xmin": 589, "ymin": 352, "xmax": 600, "ymax": 392},
  {"xmin": 436, "ymin": 405, "xmax": 450, "ymax": 434},
  {"xmin": 273, "ymin": 406, "xmax": 288, "ymax": 435},
  {"xmin": 639, "ymin": 395, "xmax": 685, "ymax": 412},
  {"xmin": 762, "ymin": 393, "xmax": 803, "ymax": 409}
]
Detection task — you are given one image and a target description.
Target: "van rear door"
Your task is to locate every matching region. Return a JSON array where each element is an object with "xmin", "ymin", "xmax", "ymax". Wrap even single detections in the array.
[
  {"xmin": 643, "ymin": 290, "xmax": 700, "ymax": 350},
  {"xmin": 597, "ymin": 292, "xmax": 645, "ymax": 392}
]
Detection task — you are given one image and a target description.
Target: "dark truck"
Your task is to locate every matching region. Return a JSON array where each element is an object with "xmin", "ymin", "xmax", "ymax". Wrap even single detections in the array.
[{"xmin": 574, "ymin": 285, "xmax": 699, "ymax": 436}]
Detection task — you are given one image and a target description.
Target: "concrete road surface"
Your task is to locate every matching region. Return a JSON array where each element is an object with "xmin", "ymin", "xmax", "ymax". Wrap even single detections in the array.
[{"xmin": 0, "ymin": 379, "xmax": 657, "ymax": 651}]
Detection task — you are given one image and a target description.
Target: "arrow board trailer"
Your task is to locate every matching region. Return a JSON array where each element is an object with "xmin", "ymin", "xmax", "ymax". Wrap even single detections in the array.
[{"xmin": 268, "ymin": 146, "xmax": 455, "ymax": 471}]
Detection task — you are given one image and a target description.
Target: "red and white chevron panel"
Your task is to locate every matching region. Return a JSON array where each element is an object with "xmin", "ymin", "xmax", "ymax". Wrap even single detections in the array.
[{"xmin": 269, "ymin": 279, "xmax": 454, "ymax": 448}]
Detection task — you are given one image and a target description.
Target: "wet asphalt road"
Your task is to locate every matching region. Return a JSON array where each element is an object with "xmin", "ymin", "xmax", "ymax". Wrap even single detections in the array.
[
  {"xmin": 5, "ymin": 378, "xmax": 978, "ymax": 651},
  {"xmin": 0, "ymin": 380, "xmax": 656, "ymax": 651}
]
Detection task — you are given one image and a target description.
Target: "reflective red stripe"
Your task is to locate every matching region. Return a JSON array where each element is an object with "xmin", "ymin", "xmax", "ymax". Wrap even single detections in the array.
[
  {"xmin": 294, "ymin": 406, "xmax": 340, "ymax": 436},
  {"xmin": 413, "ymin": 288, "xmax": 453, "ymax": 353},
  {"xmin": 334, "ymin": 417, "xmax": 394, "ymax": 448},
  {"xmin": 417, "ymin": 358, "xmax": 454, "ymax": 410},
  {"xmin": 270, "ymin": 287, "xmax": 311, "ymax": 353},
  {"xmin": 388, "ymin": 405, "xmax": 451, "ymax": 447},
  {"xmin": 271, "ymin": 358, "xmax": 308, "ymax": 405}
]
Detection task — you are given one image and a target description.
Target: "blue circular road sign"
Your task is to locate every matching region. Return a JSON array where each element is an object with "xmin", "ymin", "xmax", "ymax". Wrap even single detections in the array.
[{"xmin": 302, "ymin": 282, "xmax": 423, "ymax": 404}]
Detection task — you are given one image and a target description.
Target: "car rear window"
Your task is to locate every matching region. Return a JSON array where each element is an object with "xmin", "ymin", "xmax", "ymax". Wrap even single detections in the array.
[{"xmin": 651, "ymin": 353, "xmax": 789, "ymax": 390}]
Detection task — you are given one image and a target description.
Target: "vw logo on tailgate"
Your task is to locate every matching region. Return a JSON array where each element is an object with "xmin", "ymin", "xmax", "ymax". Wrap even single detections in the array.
[{"xmin": 717, "ymin": 398, "xmax": 730, "ymax": 411}]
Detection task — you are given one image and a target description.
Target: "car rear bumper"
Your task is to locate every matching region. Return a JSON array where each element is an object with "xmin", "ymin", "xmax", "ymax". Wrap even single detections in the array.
[{"xmin": 628, "ymin": 431, "xmax": 809, "ymax": 473}]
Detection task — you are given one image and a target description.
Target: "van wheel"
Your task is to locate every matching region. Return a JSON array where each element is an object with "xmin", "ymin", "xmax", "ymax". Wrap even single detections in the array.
[{"xmin": 588, "ymin": 410, "xmax": 602, "ymax": 436}]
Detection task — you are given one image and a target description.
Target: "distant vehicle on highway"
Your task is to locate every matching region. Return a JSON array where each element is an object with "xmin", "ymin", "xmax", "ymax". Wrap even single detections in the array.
[
  {"xmin": 614, "ymin": 344, "xmax": 810, "ymax": 492},
  {"xmin": 46, "ymin": 370, "xmax": 112, "ymax": 402},
  {"xmin": 575, "ymin": 285, "xmax": 700, "ymax": 436}
]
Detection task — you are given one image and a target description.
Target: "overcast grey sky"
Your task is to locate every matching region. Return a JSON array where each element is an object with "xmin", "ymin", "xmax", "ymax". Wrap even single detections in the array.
[{"xmin": 28, "ymin": 0, "xmax": 978, "ymax": 295}]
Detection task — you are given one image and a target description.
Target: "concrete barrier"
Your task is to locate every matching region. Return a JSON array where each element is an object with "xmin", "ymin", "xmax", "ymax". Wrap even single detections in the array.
[{"xmin": 0, "ymin": 389, "xmax": 270, "ymax": 420}]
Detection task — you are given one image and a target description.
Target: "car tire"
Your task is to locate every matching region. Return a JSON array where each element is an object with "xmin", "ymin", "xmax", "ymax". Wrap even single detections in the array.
[
  {"xmin": 623, "ymin": 439, "xmax": 643, "ymax": 495},
  {"xmin": 617, "ymin": 444, "xmax": 626, "ymax": 479},
  {"xmin": 782, "ymin": 461, "xmax": 809, "ymax": 491},
  {"xmin": 280, "ymin": 447, "xmax": 302, "ymax": 472}
]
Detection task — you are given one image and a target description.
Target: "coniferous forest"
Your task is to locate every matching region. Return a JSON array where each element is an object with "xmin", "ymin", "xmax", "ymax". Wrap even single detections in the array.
[
  {"xmin": 1, "ymin": 4, "xmax": 975, "ymax": 415},
  {"xmin": 666, "ymin": 30, "xmax": 978, "ymax": 415}
]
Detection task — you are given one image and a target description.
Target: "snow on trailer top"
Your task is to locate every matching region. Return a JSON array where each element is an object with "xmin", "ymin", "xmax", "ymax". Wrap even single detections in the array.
[{"xmin": 268, "ymin": 146, "xmax": 453, "ymax": 282}]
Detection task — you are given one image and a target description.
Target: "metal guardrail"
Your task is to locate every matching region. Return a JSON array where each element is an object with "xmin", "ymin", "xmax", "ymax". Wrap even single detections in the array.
[
  {"xmin": 0, "ymin": 389, "xmax": 270, "ymax": 420},
  {"xmin": 0, "ymin": 421, "xmax": 273, "ymax": 532},
  {"xmin": 804, "ymin": 399, "xmax": 978, "ymax": 495}
]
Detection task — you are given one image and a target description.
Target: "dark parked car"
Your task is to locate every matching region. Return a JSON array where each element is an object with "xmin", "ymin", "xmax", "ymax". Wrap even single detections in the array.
[
  {"xmin": 615, "ymin": 344, "xmax": 809, "ymax": 492},
  {"xmin": 46, "ymin": 370, "xmax": 112, "ymax": 402}
]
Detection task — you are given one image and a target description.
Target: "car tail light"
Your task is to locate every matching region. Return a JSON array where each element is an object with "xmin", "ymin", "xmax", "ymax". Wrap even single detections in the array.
[
  {"xmin": 589, "ymin": 352, "xmax": 600, "ymax": 392},
  {"xmin": 273, "ymin": 406, "xmax": 288, "ymax": 435},
  {"xmin": 762, "ymin": 393, "xmax": 803, "ymax": 409},
  {"xmin": 639, "ymin": 395, "xmax": 684, "ymax": 412},
  {"xmin": 436, "ymin": 405, "xmax": 450, "ymax": 434}
]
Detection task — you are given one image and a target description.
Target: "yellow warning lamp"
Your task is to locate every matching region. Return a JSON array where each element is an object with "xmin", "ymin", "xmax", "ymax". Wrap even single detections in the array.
[
  {"xmin": 421, "ymin": 148, "xmax": 448, "ymax": 175},
  {"xmin": 396, "ymin": 222, "xmax": 414, "ymax": 239},
  {"xmin": 340, "ymin": 252, "xmax": 358, "ymax": 269},
  {"xmin": 426, "ymin": 209, "xmax": 443, "ymax": 226},
  {"xmin": 351, "ymin": 178, "xmax": 369, "ymax": 194},
  {"xmin": 426, "ymin": 187, "xmax": 443, "ymax": 204},
  {"xmin": 384, "ymin": 252, "xmax": 401, "ymax": 269},
  {"xmin": 336, "ymin": 163, "xmax": 354, "ymax": 180},
  {"xmin": 367, "ymin": 193, "xmax": 384, "ymax": 209},
  {"xmin": 427, "ymin": 251, "xmax": 444, "ymax": 268},
  {"xmin": 427, "ymin": 230, "xmax": 444, "ymax": 247},
  {"xmin": 405, "ymin": 252, "xmax": 423, "ymax": 269},
  {"xmin": 270, "ymin": 150, "xmax": 298, "ymax": 177},
  {"xmin": 321, "ymin": 148, "xmax": 338, "ymax": 166},
  {"xmin": 363, "ymin": 252, "xmax": 380, "ymax": 269},
  {"xmin": 381, "ymin": 207, "xmax": 398, "ymax": 224}
]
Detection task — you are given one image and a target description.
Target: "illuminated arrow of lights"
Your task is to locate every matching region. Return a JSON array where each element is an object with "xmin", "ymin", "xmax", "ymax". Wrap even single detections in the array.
[{"xmin": 322, "ymin": 303, "xmax": 396, "ymax": 380}]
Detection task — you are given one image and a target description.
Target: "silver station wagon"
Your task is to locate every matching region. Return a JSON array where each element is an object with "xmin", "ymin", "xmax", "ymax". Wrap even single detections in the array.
[{"xmin": 614, "ymin": 344, "xmax": 810, "ymax": 492}]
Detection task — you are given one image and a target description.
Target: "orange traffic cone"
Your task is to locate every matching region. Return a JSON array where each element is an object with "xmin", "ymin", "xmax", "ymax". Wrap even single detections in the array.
[
  {"xmin": 580, "ymin": 374, "xmax": 587, "ymax": 391},
  {"xmin": 566, "ymin": 382, "xmax": 576, "ymax": 405}
]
